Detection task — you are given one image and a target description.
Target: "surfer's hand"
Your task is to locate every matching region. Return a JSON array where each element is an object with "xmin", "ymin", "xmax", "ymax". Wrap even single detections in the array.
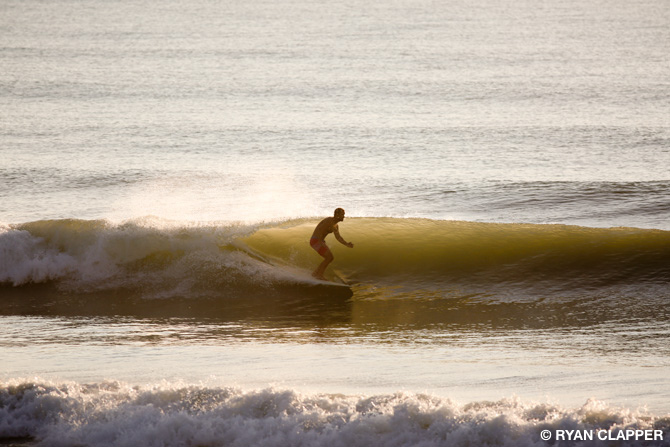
[{"xmin": 347, "ymin": 242, "xmax": 354, "ymax": 248}]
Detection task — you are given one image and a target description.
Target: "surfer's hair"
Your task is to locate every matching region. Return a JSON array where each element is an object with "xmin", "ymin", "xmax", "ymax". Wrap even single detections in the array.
[{"xmin": 334, "ymin": 208, "xmax": 345, "ymax": 217}]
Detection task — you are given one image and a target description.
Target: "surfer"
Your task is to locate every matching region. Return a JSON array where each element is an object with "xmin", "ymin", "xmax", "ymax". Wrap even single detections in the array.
[{"xmin": 310, "ymin": 208, "xmax": 354, "ymax": 280}]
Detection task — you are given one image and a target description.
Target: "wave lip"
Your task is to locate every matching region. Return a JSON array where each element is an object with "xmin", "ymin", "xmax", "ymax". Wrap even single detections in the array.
[{"xmin": 1, "ymin": 380, "xmax": 668, "ymax": 447}]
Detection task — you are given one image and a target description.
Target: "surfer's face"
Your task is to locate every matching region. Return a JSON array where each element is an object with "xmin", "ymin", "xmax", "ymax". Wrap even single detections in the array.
[{"xmin": 334, "ymin": 208, "xmax": 345, "ymax": 221}]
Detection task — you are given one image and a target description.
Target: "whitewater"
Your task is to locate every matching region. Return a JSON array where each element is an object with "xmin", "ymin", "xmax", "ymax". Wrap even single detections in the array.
[
  {"xmin": 2, "ymin": 0, "xmax": 670, "ymax": 445},
  {"xmin": 1, "ymin": 381, "xmax": 667, "ymax": 447}
]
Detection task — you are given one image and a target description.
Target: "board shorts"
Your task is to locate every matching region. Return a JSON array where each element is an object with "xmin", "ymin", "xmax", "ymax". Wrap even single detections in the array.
[{"xmin": 310, "ymin": 237, "xmax": 330, "ymax": 257}]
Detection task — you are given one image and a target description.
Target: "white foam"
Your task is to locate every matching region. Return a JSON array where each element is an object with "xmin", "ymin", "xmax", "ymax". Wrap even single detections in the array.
[
  {"xmin": 0, "ymin": 219, "xmax": 261, "ymax": 290},
  {"xmin": 1, "ymin": 379, "xmax": 666, "ymax": 447},
  {"xmin": 0, "ymin": 226, "xmax": 78, "ymax": 286}
]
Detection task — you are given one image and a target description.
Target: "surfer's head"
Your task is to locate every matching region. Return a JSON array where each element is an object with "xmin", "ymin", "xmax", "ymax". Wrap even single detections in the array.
[{"xmin": 334, "ymin": 208, "xmax": 345, "ymax": 221}]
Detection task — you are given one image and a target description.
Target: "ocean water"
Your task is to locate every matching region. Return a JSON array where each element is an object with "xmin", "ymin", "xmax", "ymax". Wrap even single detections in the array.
[{"xmin": 2, "ymin": 0, "xmax": 670, "ymax": 445}]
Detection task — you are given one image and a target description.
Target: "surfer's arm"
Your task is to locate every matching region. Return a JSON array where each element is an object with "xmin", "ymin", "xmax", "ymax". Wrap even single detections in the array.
[{"xmin": 333, "ymin": 226, "xmax": 354, "ymax": 248}]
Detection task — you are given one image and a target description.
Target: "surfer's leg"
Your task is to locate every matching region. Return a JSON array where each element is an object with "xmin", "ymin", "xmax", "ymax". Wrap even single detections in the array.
[
  {"xmin": 312, "ymin": 250, "xmax": 333, "ymax": 280},
  {"xmin": 310, "ymin": 238, "xmax": 333, "ymax": 279}
]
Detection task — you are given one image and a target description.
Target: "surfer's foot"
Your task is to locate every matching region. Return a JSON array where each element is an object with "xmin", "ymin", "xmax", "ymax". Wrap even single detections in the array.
[{"xmin": 312, "ymin": 272, "xmax": 327, "ymax": 281}]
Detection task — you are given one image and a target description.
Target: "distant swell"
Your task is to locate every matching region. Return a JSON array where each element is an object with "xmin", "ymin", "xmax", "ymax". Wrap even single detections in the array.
[
  {"xmin": 2, "ymin": 217, "xmax": 669, "ymax": 302},
  {"xmin": 1, "ymin": 380, "xmax": 668, "ymax": 447}
]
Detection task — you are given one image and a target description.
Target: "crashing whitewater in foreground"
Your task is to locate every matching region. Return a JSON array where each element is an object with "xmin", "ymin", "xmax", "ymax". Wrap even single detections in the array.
[{"xmin": 1, "ymin": 380, "xmax": 669, "ymax": 447}]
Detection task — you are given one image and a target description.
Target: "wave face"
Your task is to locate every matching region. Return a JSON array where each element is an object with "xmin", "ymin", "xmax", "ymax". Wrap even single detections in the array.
[
  {"xmin": 1, "ymin": 380, "xmax": 668, "ymax": 447},
  {"xmin": 245, "ymin": 218, "xmax": 670, "ymax": 291},
  {"xmin": 2, "ymin": 217, "xmax": 669, "ymax": 299}
]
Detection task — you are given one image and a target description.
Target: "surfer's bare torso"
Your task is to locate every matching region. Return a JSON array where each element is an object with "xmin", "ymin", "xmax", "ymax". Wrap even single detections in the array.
[{"xmin": 311, "ymin": 217, "xmax": 345, "ymax": 244}]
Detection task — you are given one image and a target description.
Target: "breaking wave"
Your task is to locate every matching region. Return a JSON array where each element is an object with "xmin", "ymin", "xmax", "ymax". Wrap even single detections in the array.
[
  {"xmin": 2, "ymin": 218, "xmax": 669, "ymax": 288},
  {"xmin": 1, "ymin": 380, "xmax": 668, "ymax": 447}
]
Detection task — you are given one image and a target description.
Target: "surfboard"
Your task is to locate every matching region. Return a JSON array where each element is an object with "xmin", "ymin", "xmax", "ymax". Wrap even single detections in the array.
[
  {"xmin": 280, "ymin": 266, "xmax": 350, "ymax": 288},
  {"xmin": 232, "ymin": 241, "xmax": 350, "ymax": 288}
]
